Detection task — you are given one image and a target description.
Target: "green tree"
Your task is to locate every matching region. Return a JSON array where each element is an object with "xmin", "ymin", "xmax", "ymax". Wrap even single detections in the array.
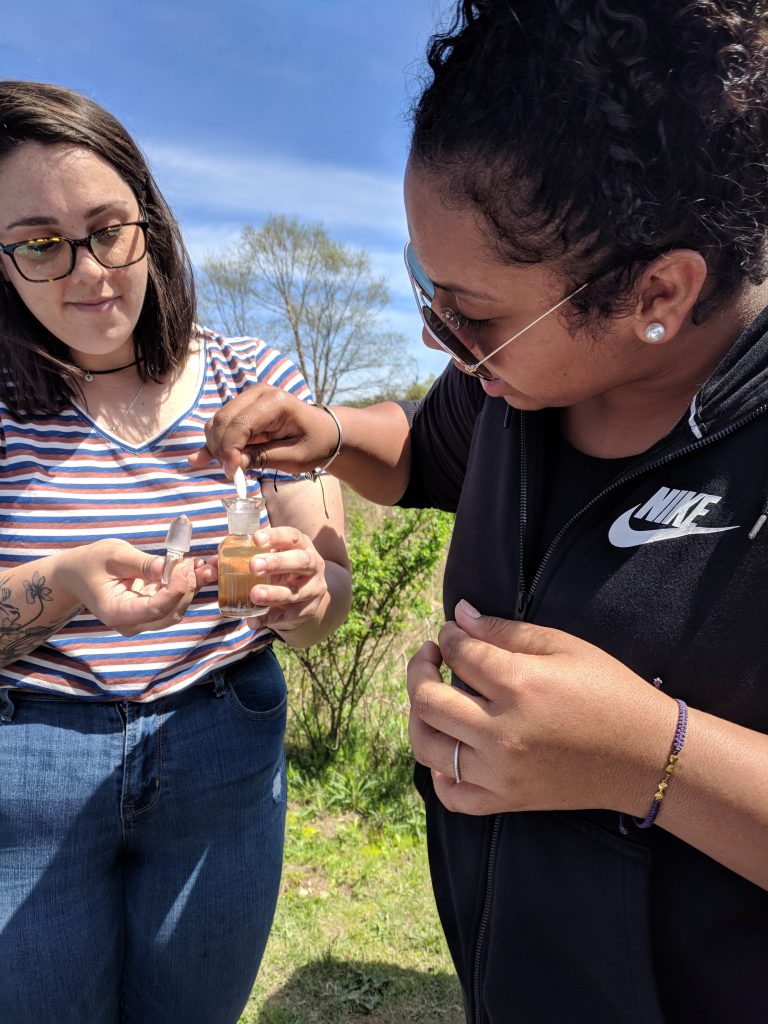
[
  {"xmin": 199, "ymin": 215, "xmax": 413, "ymax": 405},
  {"xmin": 347, "ymin": 375, "xmax": 437, "ymax": 407},
  {"xmin": 280, "ymin": 504, "xmax": 453, "ymax": 764}
]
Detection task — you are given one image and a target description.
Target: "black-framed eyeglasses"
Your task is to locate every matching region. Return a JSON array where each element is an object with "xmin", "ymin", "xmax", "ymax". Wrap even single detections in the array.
[
  {"xmin": 0, "ymin": 221, "xmax": 149, "ymax": 283},
  {"xmin": 404, "ymin": 241, "xmax": 590, "ymax": 381}
]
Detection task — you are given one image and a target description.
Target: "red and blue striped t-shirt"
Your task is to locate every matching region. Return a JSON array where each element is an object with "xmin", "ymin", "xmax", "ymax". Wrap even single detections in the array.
[{"xmin": 0, "ymin": 329, "xmax": 312, "ymax": 702}]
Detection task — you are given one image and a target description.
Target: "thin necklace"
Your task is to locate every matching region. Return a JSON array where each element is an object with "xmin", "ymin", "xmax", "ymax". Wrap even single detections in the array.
[
  {"xmin": 83, "ymin": 358, "xmax": 141, "ymax": 382},
  {"xmin": 113, "ymin": 382, "xmax": 147, "ymax": 431}
]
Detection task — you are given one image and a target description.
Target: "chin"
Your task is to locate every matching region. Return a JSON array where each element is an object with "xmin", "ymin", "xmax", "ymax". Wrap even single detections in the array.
[{"xmin": 502, "ymin": 394, "xmax": 552, "ymax": 411}]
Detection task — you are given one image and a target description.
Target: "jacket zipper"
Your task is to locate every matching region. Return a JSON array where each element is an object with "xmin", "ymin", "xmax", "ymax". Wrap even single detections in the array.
[
  {"xmin": 468, "ymin": 401, "xmax": 768, "ymax": 1022},
  {"xmin": 471, "ymin": 815, "xmax": 502, "ymax": 1023}
]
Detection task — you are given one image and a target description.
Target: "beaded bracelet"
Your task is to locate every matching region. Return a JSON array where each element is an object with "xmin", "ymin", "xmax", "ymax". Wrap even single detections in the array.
[{"xmin": 633, "ymin": 698, "xmax": 688, "ymax": 829}]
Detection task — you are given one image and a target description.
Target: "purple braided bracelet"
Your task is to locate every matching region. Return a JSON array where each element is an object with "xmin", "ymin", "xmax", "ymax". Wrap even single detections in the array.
[{"xmin": 633, "ymin": 698, "xmax": 688, "ymax": 829}]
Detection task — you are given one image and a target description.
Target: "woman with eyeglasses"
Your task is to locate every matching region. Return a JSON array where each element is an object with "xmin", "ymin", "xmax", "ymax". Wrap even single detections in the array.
[
  {"xmin": 197, "ymin": 2, "xmax": 768, "ymax": 1021},
  {"xmin": 0, "ymin": 80, "xmax": 351, "ymax": 1024}
]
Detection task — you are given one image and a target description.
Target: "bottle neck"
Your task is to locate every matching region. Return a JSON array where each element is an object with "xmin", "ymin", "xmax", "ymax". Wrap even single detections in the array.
[{"xmin": 226, "ymin": 512, "xmax": 261, "ymax": 536}]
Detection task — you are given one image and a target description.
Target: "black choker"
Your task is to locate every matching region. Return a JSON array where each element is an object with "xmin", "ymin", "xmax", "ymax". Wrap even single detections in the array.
[{"xmin": 82, "ymin": 359, "xmax": 141, "ymax": 382}]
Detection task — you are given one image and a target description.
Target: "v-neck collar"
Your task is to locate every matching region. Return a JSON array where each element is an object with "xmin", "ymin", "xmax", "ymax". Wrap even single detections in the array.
[{"xmin": 71, "ymin": 337, "xmax": 207, "ymax": 453}]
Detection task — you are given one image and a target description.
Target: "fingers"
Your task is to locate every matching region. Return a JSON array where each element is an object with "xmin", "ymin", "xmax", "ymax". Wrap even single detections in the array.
[
  {"xmin": 407, "ymin": 640, "xmax": 487, "ymax": 752},
  {"xmin": 252, "ymin": 525, "xmax": 311, "ymax": 555},
  {"xmin": 101, "ymin": 549, "xmax": 165, "ymax": 584},
  {"xmin": 436, "ymin": 620, "xmax": 528, "ymax": 703},
  {"xmin": 200, "ymin": 385, "xmax": 307, "ymax": 477},
  {"xmin": 187, "ymin": 444, "xmax": 215, "ymax": 469},
  {"xmin": 195, "ymin": 386, "xmax": 342, "ymax": 478},
  {"xmin": 431, "ymin": 769, "xmax": 501, "ymax": 816},
  {"xmin": 454, "ymin": 599, "xmax": 568, "ymax": 656},
  {"xmin": 192, "ymin": 558, "xmax": 217, "ymax": 588},
  {"xmin": 409, "ymin": 704, "xmax": 498, "ymax": 814},
  {"xmin": 436, "ymin": 605, "xmax": 569, "ymax": 702},
  {"xmin": 247, "ymin": 527, "xmax": 323, "ymax": 603},
  {"xmin": 251, "ymin": 541, "xmax": 314, "ymax": 578},
  {"xmin": 112, "ymin": 560, "xmax": 197, "ymax": 635}
]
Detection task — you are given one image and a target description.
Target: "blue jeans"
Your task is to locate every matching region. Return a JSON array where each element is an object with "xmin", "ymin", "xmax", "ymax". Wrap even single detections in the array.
[{"xmin": 0, "ymin": 648, "xmax": 287, "ymax": 1024}]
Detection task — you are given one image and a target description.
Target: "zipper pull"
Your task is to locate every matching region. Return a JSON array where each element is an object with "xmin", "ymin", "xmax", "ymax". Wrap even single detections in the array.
[
  {"xmin": 515, "ymin": 588, "xmax": 530, "ymax": 619},
  {"xmin": 749, "ymin": 501, "xmax": 768, "ymax": 540}
]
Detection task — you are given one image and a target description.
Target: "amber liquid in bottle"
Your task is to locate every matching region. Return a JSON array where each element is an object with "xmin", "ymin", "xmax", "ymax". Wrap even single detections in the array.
[{"xmin": 217, "ymin": 497, "xmax": 270, "ymax": 618}]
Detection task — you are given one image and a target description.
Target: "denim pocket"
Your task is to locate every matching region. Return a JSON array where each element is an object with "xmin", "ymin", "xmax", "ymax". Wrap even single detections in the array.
[{"xmin": 224, "ymin": 651, "xmax": 288, "ymax": 722}]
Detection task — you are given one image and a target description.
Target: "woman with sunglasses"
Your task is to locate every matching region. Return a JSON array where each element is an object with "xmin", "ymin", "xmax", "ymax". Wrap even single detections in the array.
[
  {"xmin": 196, "ymin": 2, "xmax": 768, "ymax": 1021},
  {"xmin": 0, "ymin": 81, "xmax": 351, "ymax": 1024}
]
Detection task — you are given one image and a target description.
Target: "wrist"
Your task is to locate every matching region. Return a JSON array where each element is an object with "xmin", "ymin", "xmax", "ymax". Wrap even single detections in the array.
[
  {"xmin": 48, "ymin": 546, "xmax": 94, "ymax": 611},
  {"xmin": 610, "ymin": 683, "xmax": 688, "ymax": 834},
  {"xmin": 272, "ymin": 589, "xmax": 335, "ymax": 648},
  {"xmin": 302, "ymin": 403, "xmax": 343, "ymax": 480}
]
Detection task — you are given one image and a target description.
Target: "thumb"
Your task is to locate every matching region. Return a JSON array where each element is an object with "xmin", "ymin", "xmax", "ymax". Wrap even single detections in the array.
[
  {"xmin": 138, "ymin": 553, "xmax": 166, "ymax": 582},
  {"xmin": 113, "ymin": 551, "xmax": 189, "ymax": 589},
  {"xmin": 454, "ymin": 599, "xmax": 563, "ymax": 655}
]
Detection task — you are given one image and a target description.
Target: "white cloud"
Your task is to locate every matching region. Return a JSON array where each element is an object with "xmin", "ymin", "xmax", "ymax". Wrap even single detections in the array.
[
  {"xmin": 179, "ymin": 221, "xmax": 245, "ymax": 264},
  {"xmin": 146, "ymin": 142, "xmax": 408, "ymax": 240},
  {"xmin": 160, "ymin": 146, "xmax": 446, "ymax": 379}
]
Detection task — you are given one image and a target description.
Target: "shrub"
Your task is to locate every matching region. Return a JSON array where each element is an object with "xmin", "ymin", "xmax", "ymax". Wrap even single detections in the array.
[{"xmin": 280, "ymin": 504, "xmax": 453, "ymax": 765}]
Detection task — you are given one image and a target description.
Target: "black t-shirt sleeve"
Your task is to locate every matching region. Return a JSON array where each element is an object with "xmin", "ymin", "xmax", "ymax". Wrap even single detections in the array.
[{"xmin": 396, "ymin": 364, "xmax": 485, "ymax": 512}]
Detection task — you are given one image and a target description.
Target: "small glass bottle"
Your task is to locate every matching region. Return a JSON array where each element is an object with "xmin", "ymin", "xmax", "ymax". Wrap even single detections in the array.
[{"xmin": 218, "ymin": 496, "xmax": 270, "ymax": 618}]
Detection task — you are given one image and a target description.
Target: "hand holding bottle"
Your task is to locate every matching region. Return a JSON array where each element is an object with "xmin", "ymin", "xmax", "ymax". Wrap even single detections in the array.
[{"xmin": 240, "ymin": 526, "xmax": 329, "ymax": 635}]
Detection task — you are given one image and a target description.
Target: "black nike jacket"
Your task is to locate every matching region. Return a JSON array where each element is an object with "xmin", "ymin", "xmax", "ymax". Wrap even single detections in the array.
[{"xmin": 398, "ymin": 307, "xmax": 768, "ymax": 1024}]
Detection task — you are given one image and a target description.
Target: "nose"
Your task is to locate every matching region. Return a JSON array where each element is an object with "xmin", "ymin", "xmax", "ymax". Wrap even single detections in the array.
[
  {"xmin": 69, "ymin": 241, "xmax": 107, "ymax": 281},
  {"xmin": 421, "ymin": 326, "xmax": 443, "ymax": 352}
]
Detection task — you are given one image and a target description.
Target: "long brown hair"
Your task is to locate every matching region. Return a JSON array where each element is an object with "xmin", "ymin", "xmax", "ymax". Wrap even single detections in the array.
[{"xmin": 0, "ymin": 80, "xmax": 196, "ymax": 416}]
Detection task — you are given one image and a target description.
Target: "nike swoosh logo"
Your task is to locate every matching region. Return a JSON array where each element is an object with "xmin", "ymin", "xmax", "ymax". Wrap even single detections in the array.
[{"xmin": 608, "ymin": 506, "xmax": 739, "ymax": 548}]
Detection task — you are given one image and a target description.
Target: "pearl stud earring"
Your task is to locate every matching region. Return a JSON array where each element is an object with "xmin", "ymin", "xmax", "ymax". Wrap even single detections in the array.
[{"xmin": 645, "ymin": 322, "xmax": 666, "ymax": 343}]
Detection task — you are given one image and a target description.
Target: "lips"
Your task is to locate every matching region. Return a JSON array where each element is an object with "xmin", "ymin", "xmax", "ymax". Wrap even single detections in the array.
[
  {"xmin": 67, "ymin": 296, "xmax": 119, "ymax": 311},
  {"xmin": 481, "ymin": 376, "xmax": 508, "ymax": 397}
]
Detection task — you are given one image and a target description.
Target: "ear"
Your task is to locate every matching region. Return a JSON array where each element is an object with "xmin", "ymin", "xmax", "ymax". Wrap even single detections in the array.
[{"xmin": 632, "ymin": 250, "xmax": 708, "ymax": 345}]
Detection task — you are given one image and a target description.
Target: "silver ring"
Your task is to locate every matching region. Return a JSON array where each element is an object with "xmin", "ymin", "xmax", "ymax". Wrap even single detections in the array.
[{"xmin": 453, "ymin": 739, "xmax": 462, "ymax": 785}]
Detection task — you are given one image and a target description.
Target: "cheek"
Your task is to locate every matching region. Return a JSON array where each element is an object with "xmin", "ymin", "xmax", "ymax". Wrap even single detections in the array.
[
  {"xmin": 6, "ymin": 276, "xmax": 61, "ymax": 328},
  {"xmin": 122, "ymin": 261, "xmax": 149, "ymax": 310}
]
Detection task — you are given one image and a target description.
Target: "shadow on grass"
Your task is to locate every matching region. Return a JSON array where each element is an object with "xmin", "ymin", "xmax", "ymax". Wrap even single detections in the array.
[{"xmin": 255, "ymin": 956, "xmax": 465, "ymax": 1023}]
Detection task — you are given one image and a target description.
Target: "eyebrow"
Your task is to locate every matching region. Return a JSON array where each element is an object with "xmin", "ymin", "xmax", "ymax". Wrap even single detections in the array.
[
  {"xmin": 4, "ymin": 201, "xmax": 133, "ymax": 232},
  {"xmin": 432, "ymin": 278, "xmax": 496, "ymax": 302}
]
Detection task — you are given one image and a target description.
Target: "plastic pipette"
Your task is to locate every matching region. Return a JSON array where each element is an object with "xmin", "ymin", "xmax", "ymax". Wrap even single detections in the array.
[{"xmin": 233, "ymin": 466, "xmax": 248, "ymax": 500}]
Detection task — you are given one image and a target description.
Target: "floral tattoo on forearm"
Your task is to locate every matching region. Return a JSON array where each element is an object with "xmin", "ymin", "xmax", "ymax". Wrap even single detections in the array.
[{"xmin": 0, "ymin": 571, "xmax": 84, "ymax": 663}]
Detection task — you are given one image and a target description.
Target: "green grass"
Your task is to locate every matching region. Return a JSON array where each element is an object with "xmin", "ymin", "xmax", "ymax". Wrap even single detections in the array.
[
  {"xmin": 239, "ymin": 795, "xmax": 464, "ymax": 1023},
  {"xmin": 238, "ymin": 497, "xmax": 461, "ymax": 1021}
]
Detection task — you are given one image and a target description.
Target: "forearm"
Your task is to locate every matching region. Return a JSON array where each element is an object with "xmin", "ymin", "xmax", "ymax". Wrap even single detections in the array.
[
  {"xmin": 273, "ymin": 559, "xmax": 351, "ymax": 649},
  {"xmin": 612, "ymin": 693, "xmax": 768, "ymax": 889},
  {"xmin": 0, "ymin": 554, "xmax": 84, "ymax": 667},
  {"xmin": 652, "ymin": 709, "xmax": 768, "ymax": 889},
  {"xmin": 327, "ymin": 402, "xmax": 413, "ymax": 505}
]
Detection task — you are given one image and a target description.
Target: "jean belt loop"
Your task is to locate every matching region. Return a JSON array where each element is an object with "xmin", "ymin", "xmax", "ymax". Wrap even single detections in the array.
[
  {"xmin": 211, "ymin": 670, "xmax": 227, "ymax": 699},
  {"xmin": 0, "ymin": 686, "xmax": 16, "ymax": 723}
]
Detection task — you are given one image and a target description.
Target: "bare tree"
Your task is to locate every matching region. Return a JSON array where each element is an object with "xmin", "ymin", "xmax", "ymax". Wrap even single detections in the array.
[{"xmin": 198, "ymin": 215, "xmax": 412, "ymax": 405}]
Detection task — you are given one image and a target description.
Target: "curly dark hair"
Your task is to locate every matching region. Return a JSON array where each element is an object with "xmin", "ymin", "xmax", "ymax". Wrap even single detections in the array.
[
  {"xmin": 0, "ymin": 81, "xmax": 196, "ymax": 416},
  {"xmin": 410, "ymin": 0, "xmax": 768, "ymax": 323}
]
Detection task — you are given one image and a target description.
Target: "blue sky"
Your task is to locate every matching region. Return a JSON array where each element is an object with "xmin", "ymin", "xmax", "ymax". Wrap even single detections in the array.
[{"xmin": 3, "ymin": 0, "xmax": 456, "ymax": 379}]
